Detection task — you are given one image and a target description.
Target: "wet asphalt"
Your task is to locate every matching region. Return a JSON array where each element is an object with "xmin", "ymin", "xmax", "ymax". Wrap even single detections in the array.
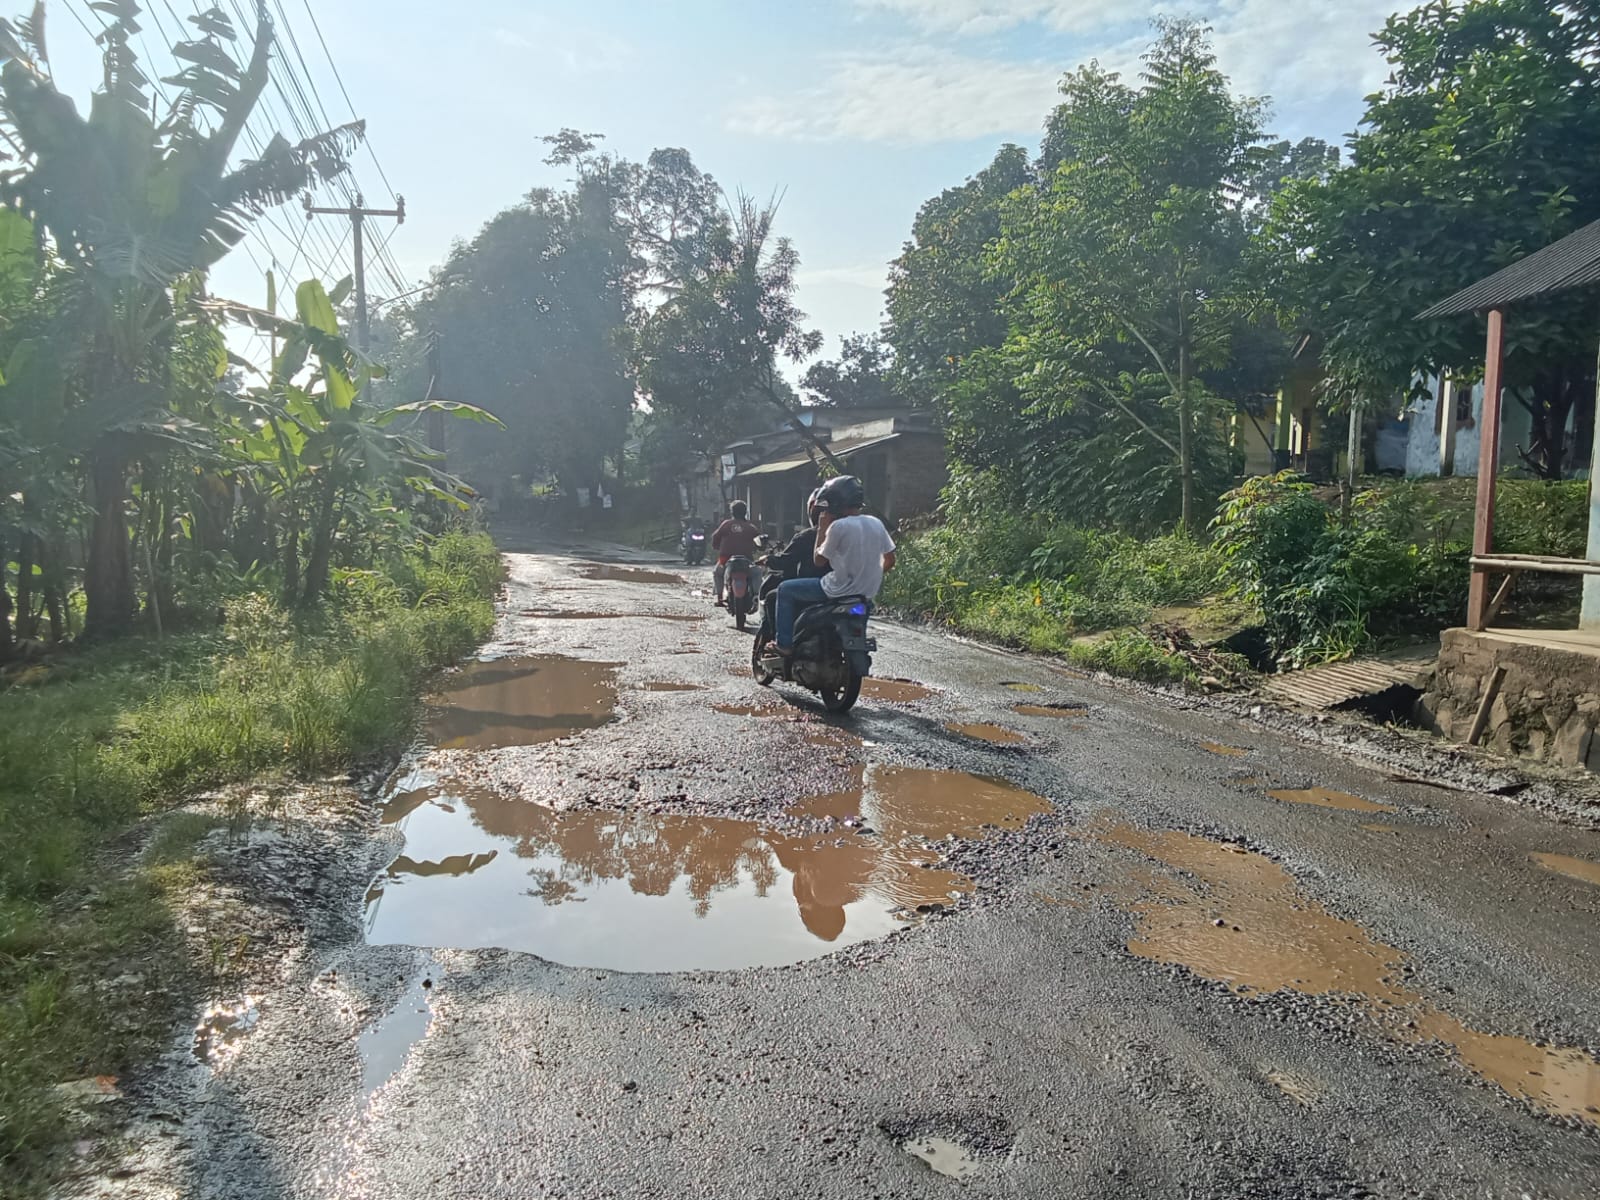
[{"xmin": 88, "ymin": 537, "xmax": 1600, "ymax": 1199}]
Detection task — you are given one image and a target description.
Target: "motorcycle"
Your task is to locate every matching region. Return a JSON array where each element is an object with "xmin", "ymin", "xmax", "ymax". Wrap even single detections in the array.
[
  {"xmin": 751, "ymin": 556, "xmax": 875, "ymax": 714},
  {"xmin": 723, "ymin": 553, "xmax": 761, "ymax": 631},
  {"xmin": 681, "ymin": 523, "xmax": 707, "ymax": 565}
]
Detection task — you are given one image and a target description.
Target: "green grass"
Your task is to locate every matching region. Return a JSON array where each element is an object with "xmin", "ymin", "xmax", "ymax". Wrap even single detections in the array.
[{"xmin": 0, "ymin": 531, "xmax": 499, "ymax": 1195}]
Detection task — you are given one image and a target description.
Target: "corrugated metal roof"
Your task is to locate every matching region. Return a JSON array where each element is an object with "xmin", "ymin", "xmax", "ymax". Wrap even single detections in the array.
[
  {"xmin": 1417, "ymin": 218, "xmax": 1600, "ymax": 318},
  {"xmin": 734, "ymin": 434, "xmax": 902, "ymax": 479}
]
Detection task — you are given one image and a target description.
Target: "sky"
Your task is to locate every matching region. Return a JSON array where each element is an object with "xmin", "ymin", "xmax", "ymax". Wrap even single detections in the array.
[{"xmin": 39, "ymin": 0, "xmax": 1405, "ymax": 368}]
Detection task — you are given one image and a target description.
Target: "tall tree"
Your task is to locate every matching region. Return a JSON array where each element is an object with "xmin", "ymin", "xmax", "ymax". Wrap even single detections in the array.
[
  {"xmin": 801, "ymin": 332, "xmax": 901, "ymax": 408},
  {"xmin": 994, "ymin": 20, "xmax": 1266, "ymax": 531},
  {"xmin": 1265, "ymin": 0, "xmax": 1600, "ymax": 477},
  {"xmin": 0, "ymin": 2, "xmax": 359, "ymax": 637}
]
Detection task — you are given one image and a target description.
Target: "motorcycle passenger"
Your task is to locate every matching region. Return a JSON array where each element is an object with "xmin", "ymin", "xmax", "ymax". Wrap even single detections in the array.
[
  {"xmin": 711, "ymin": 501, "xmax": 762, "ymax": 607},
  {"xmin": 761, "ymin": 488, "xmax": 829, "ymax": 586},
  {"xmin": 767, "ymin": 476, "xmax": 895, "ymax": 657}
]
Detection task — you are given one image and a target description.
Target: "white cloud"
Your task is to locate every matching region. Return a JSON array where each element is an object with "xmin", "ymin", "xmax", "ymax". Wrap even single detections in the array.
[
  {"xmin": 801, "ymin": 264, "xmax": 893, "ymax": 291},
  {"xmin": 855, "ymin": 0, "xmax": 1134, "ymax": 35},
  {"xmin": 491, "ymin": 24, "xmax": 636, "ymax": 75},
  {"xmin": 728, "ymin": 48, "xmax": 1061, "ymax": 144}
]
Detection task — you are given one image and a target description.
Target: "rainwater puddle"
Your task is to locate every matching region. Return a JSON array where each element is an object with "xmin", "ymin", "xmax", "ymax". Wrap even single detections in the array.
[
  {"xmin": 366, "ymin": 783, "xmax": 973, "ymax": 971},
  {"xmin": 791, "ymin": 765, "xmax": 1052, "ymax": 841},
  {"xmin": 522, "ymin": 610, "xmax": 702, "ymax": 622},
  {"xmin": 193, "ymin": 996, "xmax": 263, "ymax": 1067},
  {"xmin": 428, "ymin": 656, "xmax": 620, "ymax": 750},
  {"xmin": 1267, "ymin": 786, "xmax": 1396, "ymax": 815},
  {"xmin": 1531, "ymin": 852, "xmax": 1600, "ymax": 888},
  {"xmin": 574, "ymin": 563, "xmax": 682, "ymax": 584},
  {"xmin": 640, "ymin": 681, "xmax": 709, "ymax": 692},
  {"xmin": 861, "ymin": 677, "xmax": 937, "ymax": 703},
  {"xmin": 713, "ymin": 702, "xmax": 786, "ymax": 717},
  {"xmin": 1013, "ymin": 703, "xmax": 1089, "ymax": 719},
  {"xmin": 1202, "ymin": 742, "xmax": 1248, "ymax": 757},
  {"xmin": 359, "ymin": 971, "xmax": 434, "ymax": 1097},
  {"xmin": 946, "ymin": 722, "xmax": 1026, "ymax": 746},
  {"xmin": 903, "ymin": 1135, "xmax": 982, "ymax": 1181},
  {"xmin": 1089, "ymin": 821, "xmax": 1600, "ymax": 1127},
  {"xmin": 366, "ymin": 766, "xmax": 1051, "ymax": 971}
]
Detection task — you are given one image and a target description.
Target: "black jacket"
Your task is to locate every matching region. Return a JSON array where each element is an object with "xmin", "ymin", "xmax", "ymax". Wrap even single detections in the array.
[{"xmin": 765, "ymin": 527, "xmax": 827, "ymax": 581}]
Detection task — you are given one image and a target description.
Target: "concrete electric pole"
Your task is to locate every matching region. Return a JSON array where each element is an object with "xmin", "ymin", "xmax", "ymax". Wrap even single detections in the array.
[{"xmin": 302, "ymin": 191, "xmax": 406, "ymax": 351}]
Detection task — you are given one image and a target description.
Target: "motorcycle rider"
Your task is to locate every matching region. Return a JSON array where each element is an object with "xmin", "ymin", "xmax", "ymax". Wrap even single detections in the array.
[
  {"xmin": 760, "ymin": 488, "xmax": 829, "ymax": 585},
  {"xmin": 711, "ymin": 500, "xmax": 762, "ymax": 607},
  {"xmin": 767, "ymin": 476, "xmax": 895, "ymax": 657}
]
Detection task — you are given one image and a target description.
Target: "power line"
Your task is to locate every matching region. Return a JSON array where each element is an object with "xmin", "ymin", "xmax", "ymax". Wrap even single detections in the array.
[{"xmin": 298, "ymin": 0, "xmax": 397, "ymax": 203}]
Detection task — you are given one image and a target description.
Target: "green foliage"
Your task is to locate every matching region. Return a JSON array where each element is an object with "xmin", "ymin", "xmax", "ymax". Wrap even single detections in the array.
[
  {"xmin": 1065, "ymin": 631, "xmax": 1199, "ymax": 686},
  {"xmin": 1264, "ymin": 0, "xmax": 1600, "ymax": 477},
  {"xmin": 1210, "ymin": 474, "xmax": 1584, "ymax": 667},
  {"xmin": 0, "ymin": 531, "xmax": 497, "ymax": 1191}
]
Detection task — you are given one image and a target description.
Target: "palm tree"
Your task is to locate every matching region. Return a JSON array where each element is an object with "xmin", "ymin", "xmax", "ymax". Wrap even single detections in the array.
[{"xmin": 0, "ymin": 2, "xmax": 363, "ymax": 638}]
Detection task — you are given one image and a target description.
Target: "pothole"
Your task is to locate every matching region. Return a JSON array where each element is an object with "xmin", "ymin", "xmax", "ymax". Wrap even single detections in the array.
[
  {"xmin": 1531, "ymin": 852, "xmax": 1600, "ymax": 887},
  {"xmin": 427, "ymin": 655, "xmax": 621, "ymax": 750},
  {"xmin": 945, "ymin": 722, "xmax": 1026, "ymax": 746},
  {"xmin": 1202, "ymin": 742, "xmax": 1248, "ymax": 757},
  {"xmin": 903, "ymin": 1136, "xmax": 982, "ymax": 1181},
  {"xmin": 358, "ymin": 968, "xmax": 434, "ymax": 1097},
  {"xmin": 1012, "ymin": 702, "xmax": 1089, "ymax": 719},
  {"xmin": 365, "ymin": 766, "xmax": 1051, "ymax": 972},
  {"xmin": 1266, "ymin": 786, "xmax": 1396, "ymax": 814},
  {"xmin": 574, "ymin": 563, "xmax": 682, "ymax": 584},
  {"xmin": 860, "ymin": 677, "xmax": 938, "ymax": 703},
  {"xmin": 639, "ymin": 681, "xmax": 708, "ymax": 692},
  {"xmin": 1084, "ymin": 819, "xmax": 1600, "ymax": 1128}
]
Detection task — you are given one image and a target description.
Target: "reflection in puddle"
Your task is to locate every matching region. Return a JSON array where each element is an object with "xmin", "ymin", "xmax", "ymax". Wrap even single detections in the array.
[
  {"xmin": 1013, "ymin": 703, "xmax": 1088, "ymax": 719},
  {"xmin": 359, "ymin": 971, "xmax": 434, "ymax": 1097},
  {"xmin": 193, "ymin": 996, "xmax": 263, "ymax": 1067},
  {"xmin": 1202, "ymin": 742, "xmax": 1248, "ymax": 757},
  {"xmin": 427, "ymin": 656, "xmax": 620, "ymax": 750},
  {"xmin": 367, "ymin": 784, "xmax": 974, "ymax": 971},
  {"xmin": 946, "ymin": 722, "xmax": 1026, "ymax": 746},
  {"xmin": 903, "ymin": 1135, "xmax": 982, "ymax": 1181},
  {"xmin": 522, "ymin": 610, "xmax": 702, "ymax": 622},
  {"xmin": 791, "ymin": 765, "xmax": 1052, "ymax": 842},
  {"xmin": 1531, "ymin": 852, "xmax": 1600, "ymax": 888},
  {"xmin": 861, "ymin": 677, "xmax": 937, "ymax": 703},
  {"xmin": 574, "ymin": 563, "xmax": 682, "ymax": 584},
  {"xmin": 1267, "ymin": 786, "xmax": 1396, "ymax": 814},
  {"xmin": 1089, "ymin": 821, "xmax": 1600, "ymax": 1127}
]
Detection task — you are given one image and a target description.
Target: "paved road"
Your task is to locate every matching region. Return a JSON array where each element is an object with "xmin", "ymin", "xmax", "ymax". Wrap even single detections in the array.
[{"xmin": 111, "ymin": 543, "xmax": 1600, "ymax": 1199}]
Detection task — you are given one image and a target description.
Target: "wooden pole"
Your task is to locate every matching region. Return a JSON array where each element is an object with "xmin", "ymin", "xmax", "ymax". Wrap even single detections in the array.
[
  {"xmin": 1582, "ymin": 331, "xmax": 1600, "ymax": 630},
  {"xmin": 1467, "ymin": 309, "xmax": 1507, "ymax": 630}
]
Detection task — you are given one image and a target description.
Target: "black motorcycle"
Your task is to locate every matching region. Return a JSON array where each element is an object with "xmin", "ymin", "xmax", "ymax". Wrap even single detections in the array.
[
  {"xmin": 751, "ymin": 557, "xmax": 875, "ymax": 714},
  {"xmin": 681, "ymin": 523, "xmax": 707, "ymax": 565}
]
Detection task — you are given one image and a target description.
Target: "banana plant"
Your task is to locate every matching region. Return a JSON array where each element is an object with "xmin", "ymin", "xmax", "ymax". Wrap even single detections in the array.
[{"xmin": 213, "ymin": 278, "xmax": 500, "ymax": 606}]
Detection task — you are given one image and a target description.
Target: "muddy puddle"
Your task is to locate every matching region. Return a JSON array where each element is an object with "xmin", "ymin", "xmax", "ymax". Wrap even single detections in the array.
[
  {"xmin": 903, "ymin": 1135, "xmax": 982, "ymax": 1181},
  {"xmin": 946, "ymin": 722, "xmax": 1026, "ymax": 746},
  {"xmin": 1202, "ymin": 742, "xmax": 1248, "ymax": 757},
  {"xmin": 367, "ymin": 766, "xmax": 1051, "ymax": 971},
  {"xmin": 1088, "ymin": 821, "xmax": 1600, "ymax": 1127},
  {"xmin": 427, "ymin": 656, "xmax": 620, "ymax": 750},
  {"xmin": 1531, "ymin": 852, "xmax": 1600, "ymax": 888},
  {"xmin": 359, "ymin": 971, "xmax": 434, "ymax": 1096},
  {"xmin": 1013, "ymin": 703, "xmax": 1089, "ymax": 719},
  {"xmin": 1267, "ymin": 786, "xmax": 1396, "ymax": 815},
  {"xmin": 861, "ymin": 677, "xmax": 937, "ymax": 703},
  {"xmin": 639, "ymin": 680, "xmax": 707, "ymax": 692},
  {"xmin": 574, "ymin": 563, "xmax": 682, "ymax": 584},
  {"xmin": 522, "ymin": 609, "xmax": 702, "ymax": 622},
  {"xmin": 712, "ymin": 701, "xmax": 786, "ymax": 717}
]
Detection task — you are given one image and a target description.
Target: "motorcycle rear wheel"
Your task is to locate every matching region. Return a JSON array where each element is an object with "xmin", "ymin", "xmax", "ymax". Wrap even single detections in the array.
[
  {"xmin": 820, "ymin": 669, "xmax": 863, "ymax": 714},
  {"xmin": 751, "ymin": 618, "xmax": 775, "ymax": 685}
]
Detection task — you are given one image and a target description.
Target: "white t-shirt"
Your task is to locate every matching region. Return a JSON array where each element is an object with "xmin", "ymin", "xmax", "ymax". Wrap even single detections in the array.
[{"xmin": 817, "ymin": 515, "xmax": 896, "ymax": 600}]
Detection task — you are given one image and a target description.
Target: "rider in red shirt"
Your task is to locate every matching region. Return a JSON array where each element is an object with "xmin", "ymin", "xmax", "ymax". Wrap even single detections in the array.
[{"xmin": 711, "ymin": 501, "xmax": 761, "ymax": 606}]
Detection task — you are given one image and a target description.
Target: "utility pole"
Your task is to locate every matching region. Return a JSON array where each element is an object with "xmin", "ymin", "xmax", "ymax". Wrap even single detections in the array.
[{"xmin": 302, "ymin": 191, "xmax": 405, "ymax": 351}]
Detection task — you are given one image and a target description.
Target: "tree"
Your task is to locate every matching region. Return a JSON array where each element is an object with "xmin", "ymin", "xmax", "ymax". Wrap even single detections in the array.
[
  {"xmin": 994, "ymin": 20, "xmax": 1266, "ymax": 532},
  {"xmin": 801, "ymin": 333, "xmax": 901, "ymax": 408},
  {"xmin": 1265, "ymin": 0, "xmax": 1600, "ymax": 478},
  {"xmin": 632, "ymin": 193, "xmax": 825, "ymax": 469},
  {"xmin": 0, "ymin": 2, "xmax": 360, "ymax": 637}
]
